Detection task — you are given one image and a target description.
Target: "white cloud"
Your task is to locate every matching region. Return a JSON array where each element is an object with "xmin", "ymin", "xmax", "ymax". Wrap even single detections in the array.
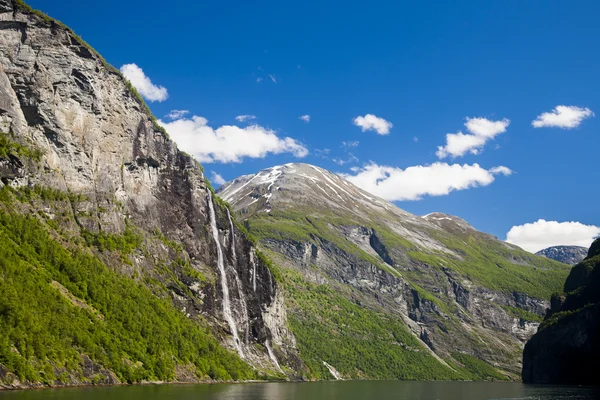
[
  {"xmin": 353, "ymin": 114, "xmax": 393, "ymax": 135},
  {"xmin": 315, "ymin": 148, "xmax": 330, "ymax": 158},
  {"xmin": 210, "ymin": 171, "xmax": 226, "ymax": 185},
  {"xmin": 341, "ymin": 162, "xmax": 512, "ymax": 201},
  {"xmin": 166, "ymin": 110, "xmax": 189, "ymax": 120},
  {"xmin": 436, "ymin": 117, "xmax": 510, "ymax": 159},
  {"xmin": 120, "ymin": 63, "xmax": 168, "ymax": 102},
  {"xmin": 256, "ymin": 77, "xmax": 263, "ymax": 83},
  {"xmin": 235, "ymin": 114, "xmax": 256, "ymax": 122},
  {"xmin": 532, "ymin": 105, "xmax": 594, "ymax": 129},
  {"xmin": 269, "ymin": 74, "xmax": 277, "ymax": 83},
  {"xmin": 413, "ymin": 137, "xmax": 419, "ymax": 143},
  {"xmin": 464, "ymin": 117, "xmax": 510, "ymax": 138},
  {"xmin": 342, "ymin": 140, "xmax": 359, "ymax": 149},
  {"xmin": 158, "ymin": 115, "xmax": 308, "ymax": 163},
  {"xmin": 506, "ymin": 219, "xmax": 600, "ymax": 253},
  {"xmin": 299, "ymin": 115, "xmax": 310, "ymax": 123},
  {"xmin": 489, "ymin": 166, "xmax": 513, "ymax": 176},
  {"xmin": 333, "ymin": 153, "xmax": 359, "ymax": 166}
]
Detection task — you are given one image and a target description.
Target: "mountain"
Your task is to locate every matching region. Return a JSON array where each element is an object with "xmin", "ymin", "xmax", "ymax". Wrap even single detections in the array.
[
  {"xmin": 0, "ymin": 1, "xmax": 299, "ymax": 388},
  {"xmin": 218, "ymin": 163, "xmax": 571, "ymax": 380},
  {"xmin": 523, "ymin": 239, "xmax": 600, "ymax": 384},
  {"xmin": 535, "ymin": 246, "xmax": 588, "ymax": 265}
]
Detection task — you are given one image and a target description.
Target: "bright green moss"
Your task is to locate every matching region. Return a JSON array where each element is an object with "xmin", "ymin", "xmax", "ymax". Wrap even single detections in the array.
[
  {"xmin": 0, "ymin": 131, "xmax": 43, "ymax": 162},
  {"xmin": 450, "ymin": 352, "xmax": 509, "ymax": 381}
]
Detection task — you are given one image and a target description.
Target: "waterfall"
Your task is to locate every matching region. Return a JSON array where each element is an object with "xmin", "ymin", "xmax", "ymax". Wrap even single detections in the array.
[
  {"xmin": 323, "ymin": 361, "xmax": 342, "ymax": 380},
  {"xmin": 266, "ymin": 340, "xmax": 283, "ymax": 374},
  {"xmin": 226, "ymin": 208, "xmax": 250, "ymax": 345},
  {"xmin": 250, "ymin": 250, "xmax": 257, "ymax": 291},
  {"xmin": 207, "ymin": 190, "xmax": 244, "ymax": 358},
  {"xmin": 226, "ymin": 208, "xmax": 237, "ymax": 262}
]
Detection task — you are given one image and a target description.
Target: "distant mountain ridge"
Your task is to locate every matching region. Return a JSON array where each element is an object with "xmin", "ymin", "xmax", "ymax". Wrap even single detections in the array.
[
  {"xmin": 535, "ymin": 246, "xmax": 588, "ymax": 265},
  {"xmin": 219, "ymin": 163, "xmax": 570, "ymax": 380}
]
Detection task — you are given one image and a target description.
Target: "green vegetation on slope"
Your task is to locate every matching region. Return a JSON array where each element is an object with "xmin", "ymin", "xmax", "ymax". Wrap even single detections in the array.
[
  {"xmin": 246, "ymin": 210, "xmax": 401, "ymax": 277},
  {"xmin": 283, "ymin": 269, "xmax": 457, "ymax": 380},
  {"xmin": 245, "ymin": 207, "xmax": 569, "ymax": 301},
  {"xmin": 278, "ymin": 266, "xmax": 505, "ymax": 381},
  {"xmin": 450, "ymin": 352, "xmax": 508, "ymax": 381},
  {"xmin": 433, "ymin": 232, "xmax": 571, "ymax": 300},
  {"xmin": 0, "ymin": 131, "xmax": 43, "ymax": 162},
  {"xmin": 0, "ymin": 196, "xmax": 254, "ymax": 385}
]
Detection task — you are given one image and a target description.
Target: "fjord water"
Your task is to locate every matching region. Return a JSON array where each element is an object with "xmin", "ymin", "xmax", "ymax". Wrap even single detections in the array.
[{"xmin": 1, "ymin": 382, "xmax": 598, "ymax": 400}]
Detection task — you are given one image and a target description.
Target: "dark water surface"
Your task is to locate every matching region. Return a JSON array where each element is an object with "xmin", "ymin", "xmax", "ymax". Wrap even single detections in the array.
[{"xmin": 1, "ymin": 381, "xmax": 599, "ymax": 400}]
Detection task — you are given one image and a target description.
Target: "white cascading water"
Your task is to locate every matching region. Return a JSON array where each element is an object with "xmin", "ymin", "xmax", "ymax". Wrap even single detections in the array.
[
  {"xmin": 323, "ymin": 361, "xmax": 342, "ymax": 380},
  {"xmin": 249, "ymin": 250, "xmax": 257, "ymax": 291},
  {"xmin": 266, "ymin": 340, "xmax": 283, "ymax": 374},
  {"xmin": 207, "ymin": 190, "xmax": 244, "ymax": 358},
  {"xmin": 226, "ymin": 209, "xmax": 250, "ymax": 345},
  {"xmin": 226, "ymin": 208, "xmax": 237, "ymax": 263}
]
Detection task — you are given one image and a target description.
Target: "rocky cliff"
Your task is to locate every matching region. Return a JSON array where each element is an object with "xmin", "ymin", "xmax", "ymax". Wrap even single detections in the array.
[
  {"xmin": 0, "ymin": 0, "xmax": 299, "ymax": 388},
  {"xmin": 523, "ymin": 239, "xmax": 600, "ymax": 385},
  {"xmin": 535, "ymin": 245, "xmax": 588, "ymax": 265},
  {"xmin": 218, "ymin": 163, "xmax": 571, "ymax": 380}
]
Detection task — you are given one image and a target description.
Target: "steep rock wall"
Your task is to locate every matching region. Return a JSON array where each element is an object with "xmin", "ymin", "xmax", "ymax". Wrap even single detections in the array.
[{"xmin": 0, "ymin": 0, "xmax": 300, "ymax": 383}]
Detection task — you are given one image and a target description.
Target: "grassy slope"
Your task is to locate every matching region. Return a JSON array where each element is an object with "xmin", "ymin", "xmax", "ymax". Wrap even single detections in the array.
[
  {"xmin": 246, "ymin": 206, "xmax": 570, "ymax": 302},
  {"xmin": 0, "ymin": 186, "xmax": 254, "ymax": 385},
  {"xmin": 271, "ymin": 261, "xmax": 508, "ymax": 381}
]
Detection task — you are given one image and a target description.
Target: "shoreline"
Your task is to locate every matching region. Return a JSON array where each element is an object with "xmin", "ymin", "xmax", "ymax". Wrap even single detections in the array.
[{"xmin": 1, "ymin": 378, "xmax": 534, "ymax": 392}]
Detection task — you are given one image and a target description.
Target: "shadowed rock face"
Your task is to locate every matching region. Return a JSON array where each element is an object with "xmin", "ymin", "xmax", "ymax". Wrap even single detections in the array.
[
  {"xmin": 219, "ymin": 163, "xmax": 570, "ymax": 379},
  {"xmin": 523, "ymin": 239, "xmax": 600, "ymax": 385},
  {"xmin": 0, "ymin": 1, "xmax": 301, "ymax": 386},
  {"xmin": 535, "ymin": 245, "xmax": 588, "ymax": 265}
]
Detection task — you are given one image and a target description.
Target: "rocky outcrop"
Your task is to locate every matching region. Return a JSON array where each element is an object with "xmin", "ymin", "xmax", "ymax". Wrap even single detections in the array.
[
  {"xmin": 0, "ymin": 0, "xmax": 299, "ymax": 386},
  {"xmin": 523, "ymin": 239, "xmax": 600, "ymax": 384},
  {"xmin": 535, "ymin": 245, "xmax": 588, "ymax": 265}
]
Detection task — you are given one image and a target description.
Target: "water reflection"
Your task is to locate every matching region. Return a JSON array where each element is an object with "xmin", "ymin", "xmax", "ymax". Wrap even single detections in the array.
[{"xmin": 0, "ymin": 381, "xmax": 598, "ymax": 400}]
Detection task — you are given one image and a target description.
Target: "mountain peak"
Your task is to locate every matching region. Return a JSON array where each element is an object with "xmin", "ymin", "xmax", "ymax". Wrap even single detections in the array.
[
  {"xmin": 218, "ymin": 163, "xmax": 405, "ymax": 218},
  {"xmin": 422, "ymin": 212, "xmax": 475, "ymax": 232},
  {"xmin": 535, "ymin": 245, "xmax": 589, "ymax": 265}
]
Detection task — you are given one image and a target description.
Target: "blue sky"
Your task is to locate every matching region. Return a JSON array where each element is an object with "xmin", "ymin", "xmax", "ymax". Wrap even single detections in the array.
[{"xmin": 30, "ymin": 0, "xmax": 600, "ymax": 251}]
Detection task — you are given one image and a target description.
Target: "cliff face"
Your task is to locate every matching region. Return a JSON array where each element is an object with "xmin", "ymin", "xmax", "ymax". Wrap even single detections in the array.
[
  {"xmin": 523, "ymin": 239, "xmax": 600, "ymax": 385},
  {"xmin": 0, "ymin": 0, "xmax": 299, "ymax": 388}
]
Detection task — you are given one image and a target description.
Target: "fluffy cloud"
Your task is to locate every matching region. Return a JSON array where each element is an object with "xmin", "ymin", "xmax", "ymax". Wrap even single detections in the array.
[
  {"xmin": 158, "ymin": 116, "xmax": 308, "ymax": 163},
  {"xmin": 299, "ymin": 115, "xmax": 310, "ymax": 123},
  {"xmin": 489, "ymin": 166, "xmax": 513, "ymax": 176},
  {"xmin": 506, "ymin": 220, "xmax": 600, "ymax": 253},
  {"xmin": 235, "ymin": 114, "xmax": 256, "ymax": 122},
  {"xmin": 120, "ymin": 63, "xmax": 168, "ymax": 102},
  {"xmin": 436, "ymin": 117, "xmax": 510, "ymax": 159},
  {"xmin": 165, "ymin": 110, "xmax": 189, "ymax": 120},
  {"xmin": 532, "ymin": 105, "xmax": 594, "ymax": 129},
  {"xmin": 341, "ymin": 162, "xmax": 512, "ymax": 201},
  {"xmin": 210, "ymin": 171, "xmax": 226, "ymax": 185},
  {"xmin": 353, "ymin": 114, "xmax": 393, "ymax": 135}
]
